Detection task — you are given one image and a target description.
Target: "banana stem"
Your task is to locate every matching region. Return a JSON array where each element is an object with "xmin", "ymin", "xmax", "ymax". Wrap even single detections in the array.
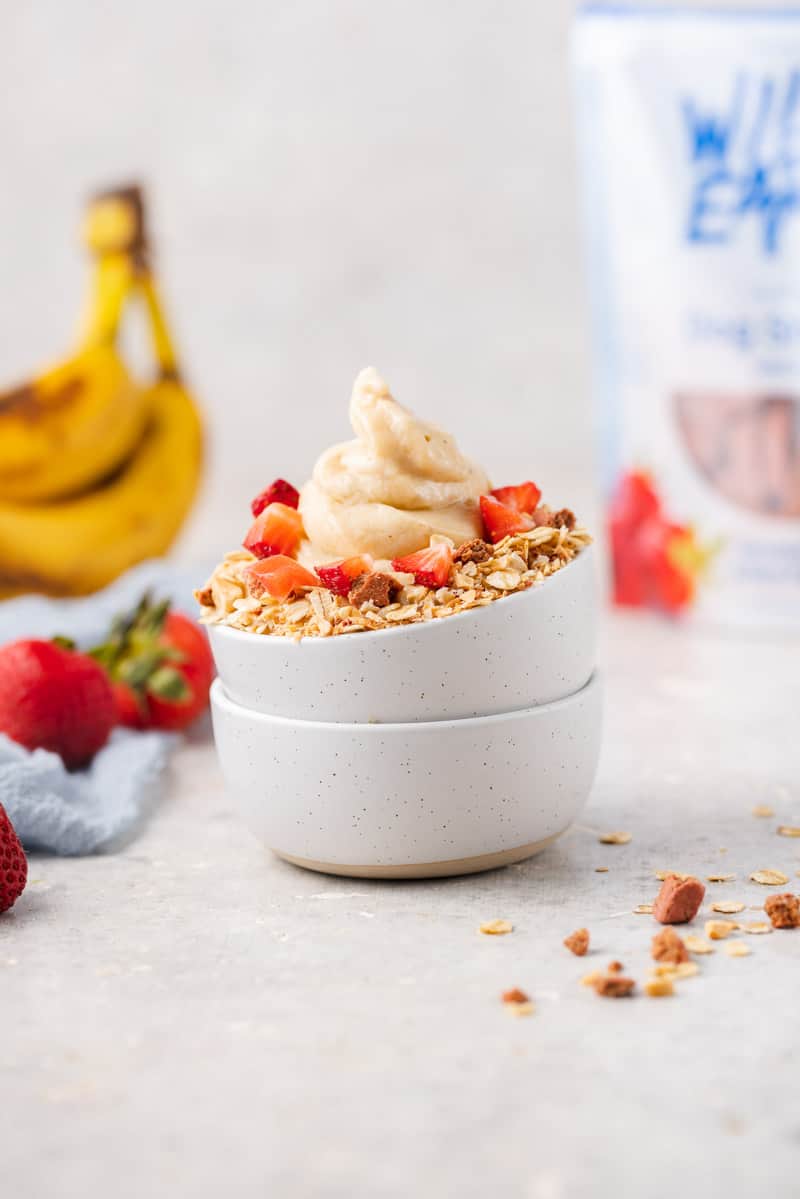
[
  {"xmin": 137, "ymin": 275, "xmax": 180, "ymax": 380},
  {"xmin": 79, "ymin": 253, "xmax": 135, "ymax": 350}
]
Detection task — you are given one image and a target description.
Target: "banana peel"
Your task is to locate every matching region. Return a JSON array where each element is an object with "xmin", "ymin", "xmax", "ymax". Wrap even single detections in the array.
[{"xmin": 0, "ymin": 184, "xmax": 203, "ymax": 596}]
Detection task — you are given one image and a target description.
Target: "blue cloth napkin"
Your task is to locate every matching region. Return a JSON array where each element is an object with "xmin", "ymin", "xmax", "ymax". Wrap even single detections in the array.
[{"xmin": 0, "ymin": 557, "xmax": 215, "ymax": 855}]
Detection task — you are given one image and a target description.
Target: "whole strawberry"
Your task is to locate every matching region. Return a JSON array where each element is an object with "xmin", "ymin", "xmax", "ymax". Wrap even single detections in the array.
[
  {"xmin": 0, "ymin": 639, "xmax": 115, "ymax": 769},
  {"xmin": 0, "ymin": 803, "xmax": 26, "ymax": 913},
  {"xmin": 92, "ymin": 593, "xmax": 214, "ymax": 732}
]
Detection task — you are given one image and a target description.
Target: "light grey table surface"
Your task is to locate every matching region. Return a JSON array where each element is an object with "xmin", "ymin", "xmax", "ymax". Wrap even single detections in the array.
[{"xmin": 2, "ymin": 612, "xmax": 798, "ymax": 1199}]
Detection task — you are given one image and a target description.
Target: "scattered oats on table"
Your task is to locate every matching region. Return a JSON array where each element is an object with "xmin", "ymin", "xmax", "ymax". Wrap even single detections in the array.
[
  {"xmin": 711, "ymin": 900, "xmax": 746, "ymax": 914},
  {"xmin": 752, "ymin": 805, "xmax": 775, "ymax": 818},
  {"xmin": 633, "ymin": 903, "xmax": 654, "ymax": 915},
  {"xmin": 750, "ymin": 869, "xmax": 789, "ymax": 886},
  {"xmin": 685, "ymin": 935, "xmax": 714, "ymax": 954},
  {"xmin": 723, "ymin": 940, "xmax": 751, "ymax": 958},
  {"xmin": 479, "ymin": 919, "xmax": 513, "ymax": 936},
  {"xmin": 599, "ymin": 831, "xmax": 631, "ymax": 845},
  {"xmin": 705, "ymin": 919, "xmax": 739, "ymax": 940},
  {"xmin": 742, "ymin": 922, "xmax": 772, "ymax": 935},
  {"xmin": 645, "ymin": 977, "xmax": 674, "ymax": 998},
  {"xmin": 707, "ymin": 873, "xmax": 736, "ymax": 883},
  {"xmin": 777, "ymin": 826, "xmax": 800, "ymax": 838}
]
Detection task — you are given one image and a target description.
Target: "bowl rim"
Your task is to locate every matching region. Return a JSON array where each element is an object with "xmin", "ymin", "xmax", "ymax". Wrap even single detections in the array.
[
  {"xmin": 206, "ymin": 541, "xmax": 595, "ymax": 650},
  {"xmin": 210, "ymin": 670, "xmax": 600, "ymax": 732}
]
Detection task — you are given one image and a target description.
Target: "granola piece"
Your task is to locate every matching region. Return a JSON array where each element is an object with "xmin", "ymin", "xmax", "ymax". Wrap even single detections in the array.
[
  {"xmin": 651, "ymin": 927, "xmax": 689, "ymax": 964},
  {"xmin": 552, "ymin": 508, "xmax": 576, "ymax": 531},
  {"xmin": 453, "ymin": 538, "xmax": 492, "ymax": 565},
  {"xmin": 592, "ymin": 974, "xmax": 635, "ymax": 998},
  {"xmin": 195, "ymin": 586, "xmax": 214, "ymax": 608},
  {"xmin": 563, "ymin": 928, "xmax": 590, "ymax": 957},
  {"xmin": 645, "ymin": 977, "xmax": 674, "ymax": 998},
  {"xmin": 348, "ymin": 572, "xmax": 399, "ymax": 609},
  {"xmin": 764, "ymin": 892, "xmax": 800, "ymax": 929},
  {"xmin": 479, "ymin": 919, "xmax": 513, "ymax": 936},
  {"xmin": 531, "ymin": 506, "xmax": 555, "ymax": 527},
  {"xmin": 705, "ymin": 919, "xmax": 738, "ymax": 940},
  {"xmin": 653, "ymin": 873, "xmax": 706, "ymax": 924}
]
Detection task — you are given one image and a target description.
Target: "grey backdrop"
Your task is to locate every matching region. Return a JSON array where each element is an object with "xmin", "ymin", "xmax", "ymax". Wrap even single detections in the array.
[{"xmin": 1, "ymin": 1, "xmax": 595, "ymax": 561}]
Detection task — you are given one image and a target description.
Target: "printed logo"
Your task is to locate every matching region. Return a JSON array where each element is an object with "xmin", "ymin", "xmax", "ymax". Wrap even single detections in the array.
[{"xmin": 683, "ymin": 70, "xmax": 800, "ymax": 254}]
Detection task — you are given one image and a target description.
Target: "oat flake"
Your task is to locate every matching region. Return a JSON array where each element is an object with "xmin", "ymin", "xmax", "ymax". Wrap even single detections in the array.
[
  {"xmin": 777, "ymin": 826, "xmax": 800, "ymax": 838},
  {"xmin": 723, "ymin": 940, "xmax": 751, "ymax": 958},
  {"xmin": 480, "ymin": 920, "xmax": 513, "ymax": 936},
  {"xmin": 742, "ymin": 922, "xmax": 772, "ymax": 935},
  {"xmin": 707, "ymin": 873, "xmax": 736, "ymax": 883},
  {"xmin": 685, "ymin": 935, "xmax": 714, "ymax": 955},
  {"xmin": 599, "ymin": 831, "xmax": 632, "ymax": 845},
  {"xmin": 752, "ymin": 805, "xmax": 775, "ymax": 818},
  {"xmin": 711, "ymin": 901, "xmax": 746, "ymax": 914},
  {"xmin": 750, "ymin": 870, "xmax": 789, "ymax": 886},
  {"xmin": 633, "ymin": 904, "xmax": 654, "ymax": 915}
]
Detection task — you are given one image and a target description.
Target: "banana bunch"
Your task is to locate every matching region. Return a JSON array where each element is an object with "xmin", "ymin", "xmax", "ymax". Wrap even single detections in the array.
[{"xmin": 0, "ymin": 185, "xmax": 203, "ymax": 597}]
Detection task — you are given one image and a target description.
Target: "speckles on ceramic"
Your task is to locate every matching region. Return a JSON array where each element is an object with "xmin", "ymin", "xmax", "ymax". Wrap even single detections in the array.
[
  {"xmin": 209, "ymin": 544, "xmax": 598, "ymax": 724},
  {"xmin": 210, "ymin": 674, "xmax": 603, "ymax": 877}
]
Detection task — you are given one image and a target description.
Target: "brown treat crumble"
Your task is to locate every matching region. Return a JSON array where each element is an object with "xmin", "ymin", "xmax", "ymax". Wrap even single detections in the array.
[
  {"xmin": 653, "ymin": 874, "xmax": 706, "ymax": 924},
  {"xmin": 607, "ymin": 960, "xmax": 624, "ymax": 974},
  {"xmin": 563, "ymin": 928, "xmax": 590, "ymax": 957},
  {"xmin": 453, "ymin": 538, "xmax": 492, "ymax": 565},
  {"xmin": 764, "ymin": 892, "xmax": 800, "ymax": 929},
  {"xmin": 502, "ymin": 988, "xmax": 530, "ymax": 1005},
  {"xmin": 651, "ymin": 928, "xmax": 689, "ymax": 965},
  {"xmin": 593, "ymin": 974, "xmax": 635, "ymax": 998},
  {"xmin": 552, "ymin": 508, "xmax": 576, "ymax": 531},
  {"xmin": 348, "ymin": 572, "xmax": 399, "ymax": 609}
]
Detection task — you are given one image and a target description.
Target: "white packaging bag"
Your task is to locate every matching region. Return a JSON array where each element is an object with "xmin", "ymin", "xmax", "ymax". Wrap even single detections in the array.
[{"xmin": 573, "ymin": 4, "xmax": 800, "ymax": 631}]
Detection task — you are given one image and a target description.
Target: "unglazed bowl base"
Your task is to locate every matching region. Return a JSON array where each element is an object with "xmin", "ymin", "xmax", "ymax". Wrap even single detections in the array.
[{"xmin": 273, "ymin": 830, "xmax": 563, "ymax": 880}]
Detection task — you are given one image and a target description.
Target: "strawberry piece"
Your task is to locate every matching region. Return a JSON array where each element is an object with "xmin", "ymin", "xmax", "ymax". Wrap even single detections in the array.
[
  {"xmin": 479, "ymin": 495, "xmax": 535, "ymax": 543},
  {"xmin": 609, "ymin": 470, "xmax": 661, "ymax": 530},
  {"xmin": 392, "ymin": 542, "xmax": 454, "ymax": 589},
  {"xmin": 251, "ymin": 478, "xmax": 300, "ymax": 517},
  {"xmin": 243, "ymin": 503, "xmax": 304, "ymax": 559},
  {"xmin": 0, "ymin": 639, "xmax": 115, "ymax": 770},
  {"xmin": 316, "ymin": 555, "xmax": 374, "ymax": 597},
  {"xmin": 244, "ymin": 556, "xmax": 319, "ymax": 600},
  {"xmin": 490, "ymin": 481, "xmax": 542, "ymax": 514},
  {"xmin": 0, "ymin": 803, "xmax": 26, "ymax": 913}
]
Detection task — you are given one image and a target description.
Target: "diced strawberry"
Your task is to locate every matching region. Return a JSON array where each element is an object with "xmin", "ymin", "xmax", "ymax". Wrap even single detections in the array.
[
  {"xmin": 391, "ymin": 542, "xmax": 454, "ymax": 589},
  {"xmin": 479, "ymin": 495, "xmax": 535, "ymax": 543},
  {"xmin": 490, "ymin": 481, "xmax": 542, "ymax": 514},
  {"xmin": 316, "ymin": 555, "xmax": 374, "ymax": 597},
  {"xmin": 251, "ymin": 479, "xmax": 300, "ymax": 517},
  {"xmin": 243, "ymin": 503, "xmax": 304, "ymax": 559},
  {"xmin": 244, "ymin": 556, "xmax": 319, "ymax": 600}
]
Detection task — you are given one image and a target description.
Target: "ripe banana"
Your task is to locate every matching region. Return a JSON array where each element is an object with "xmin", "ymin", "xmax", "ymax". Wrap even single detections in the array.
[
  {"xmin": 0, "ymin": 184, "xmax": 203, "ymax": 596},
  {"xmin": 0, "ymin": 345, "xmax": 152, "ymax": 503},
  {"xmin": 0, "ymin": 377, "xmax": 202, "ymax": 597}
]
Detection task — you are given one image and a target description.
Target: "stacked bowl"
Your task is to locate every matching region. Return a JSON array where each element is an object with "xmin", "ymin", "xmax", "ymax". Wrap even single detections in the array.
[{"xmin": 209, "ymin": 544, "xmax": 602, "ymax": 878}]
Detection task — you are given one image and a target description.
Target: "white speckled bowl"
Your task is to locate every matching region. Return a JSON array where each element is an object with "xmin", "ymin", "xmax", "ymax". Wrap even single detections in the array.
[
  {"xmin": 209, "ymin": 544, "xmax": 597, "ymax": 724},
  {"xmin": 210, "ymin": 672, "xmax": 602, "ymax": 879}
]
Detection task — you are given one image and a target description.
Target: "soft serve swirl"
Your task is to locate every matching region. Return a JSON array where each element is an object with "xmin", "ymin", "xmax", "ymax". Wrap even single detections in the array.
[{"xmin": 299, "ymin": 368, "xmax": 490, "ymax": 561}]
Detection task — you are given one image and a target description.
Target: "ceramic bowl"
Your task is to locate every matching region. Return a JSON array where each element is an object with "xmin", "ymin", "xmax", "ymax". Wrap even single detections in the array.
[
  {"xmin": 208, "ymin": 544, "xmax": 597, "ymax": 724},
  {"xmin": 210, "ymin": 672, "xmax": 602, "ymax": 879}
]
